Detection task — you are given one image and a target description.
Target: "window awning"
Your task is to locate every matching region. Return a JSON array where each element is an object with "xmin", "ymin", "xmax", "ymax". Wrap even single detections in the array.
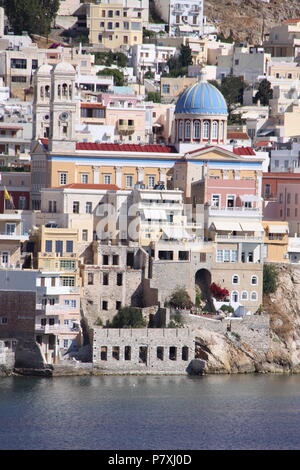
[
  {"xmin": 143, "ymin": 209, "xmax": 167, "ymax": 220},
  {"xmin": 240, "ymin": 194, "xmax": 259, "ymax": 202},
  {"xmin": 240, "ymin": 222, "xmax": 264, "ymax": 232},
  {"xmin": 141, "ymin": 193, "xmax": 161, "ymax": 200},
  {"xmin": 161, "ymin": 193, "xmax": 182, "ymax": 201},
  {"xmin": 268, "ymin": 224, "xmax": 289, "ymax": 234},
  {"xmin": 163, "ymin": 227, "xmax": 193, "ymax": 240},
  {"xmin": 211, "ymin": 221, "xmax": 242, "ymax": 231}
]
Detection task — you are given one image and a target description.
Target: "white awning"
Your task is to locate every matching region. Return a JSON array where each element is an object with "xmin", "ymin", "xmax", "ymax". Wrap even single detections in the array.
[
  {"xmin": 161, "ymin": 193, "xmax": 182, "ymax": 201},
  {"xmin": 141, "ymin": 193, "xmax": 161, "ymax": 200},
  {"xmin": 268, "ymin": 224, "xmax": 289, "ymax": 234},
  {"xmin": 143, "ymin": 209, "xmax": 167, "ymax": 220},
  {"xmin": 163, "ymin": 227, "xmax": 193, "ymax": 240},
  {"xmin": 211, "ymin": 221, "xmax": 242, "ymax": 231},
  {"xmin": 178, "ymin": 25, "xmax": 193, "ymax": 32},
  {"xmin": 240, "ymin": 194, "xmax": 259, "ymax": 202},
  {"xmin": 240, "ymin": 222, "xmax": 264, "ymax": 232}
]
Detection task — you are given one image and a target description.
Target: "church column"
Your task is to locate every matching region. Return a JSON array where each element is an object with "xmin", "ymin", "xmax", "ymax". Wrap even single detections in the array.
[
  {"xmin": 115, "ymin": 166, "xmax": 122, "ymax": 188},
  {"xmin": 92, "ymin": 166, "xmax": 100, "ymax": 184}
]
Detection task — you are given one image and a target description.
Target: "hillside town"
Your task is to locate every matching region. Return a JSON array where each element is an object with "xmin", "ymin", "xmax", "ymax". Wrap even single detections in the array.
[{"xmin": 0, "ymin": 0, "xmax": 299, "ymax": 376}]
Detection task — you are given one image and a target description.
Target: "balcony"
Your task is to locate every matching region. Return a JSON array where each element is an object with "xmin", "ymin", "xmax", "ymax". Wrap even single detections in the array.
[
  {"xmin": 35, "ymin": 324, "xmax": 81, "ymax": 335},
  {"xmin": 36, "ymin": 286, "xmax": 80, "ymax": 296},
  {"xmin": 117, "ymin": 122, "xmax": 135, "ymax": 135},
  {"xmin": 0, "ymin": 230, "xmax": 29, "ymax": 241},
  {"xmin": 208, "ymin": 206, "xmax": 262, "ymax": 217},
  {"xmin": 36, "ymin": 304, "xmax": 79, "ymax": 315},
  {"xmin": 215, "ymin": 234, "xmax": 263, "ymax": 242}
]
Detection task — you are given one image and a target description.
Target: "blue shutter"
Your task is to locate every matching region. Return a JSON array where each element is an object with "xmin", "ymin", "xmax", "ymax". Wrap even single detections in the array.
[{"xmin": 66, "ymin": 240, "xmax": 73, "ymax": 253}]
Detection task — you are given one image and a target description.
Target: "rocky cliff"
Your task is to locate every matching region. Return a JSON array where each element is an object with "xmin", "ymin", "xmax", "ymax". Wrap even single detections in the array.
[
  {"xmin": 205, "ymin": 0, "xmax": 300, "ymax": 43},
  {"xmin": 193, "ymin": 264, "xmax": 300, "ymax": 374}
]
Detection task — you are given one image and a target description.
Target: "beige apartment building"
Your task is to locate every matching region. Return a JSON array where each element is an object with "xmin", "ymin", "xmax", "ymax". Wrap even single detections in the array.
[
  {"xmin": 160, "ymin": 76, "xmax": 198, "ymax": 103},
  {"xmin": 86, "ymin": 0, "xmax": 144, "ymax": 49}
]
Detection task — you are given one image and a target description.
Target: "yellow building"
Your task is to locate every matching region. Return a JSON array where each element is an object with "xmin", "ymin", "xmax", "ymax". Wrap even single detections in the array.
[
  {"xmin": 32, "ymin": 226, "xmax": 82, "ymax": 287},
  {"xmin": 262, "ymin": 221, "xmax": 289, "ymax": 263},
  {"xmin": 87, "ymin": 1, "xmax": 143, "ymax": 49}
]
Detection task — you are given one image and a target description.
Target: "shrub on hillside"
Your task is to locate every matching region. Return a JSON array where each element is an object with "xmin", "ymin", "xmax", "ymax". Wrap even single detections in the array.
[{"xmin": 263, "ymin": 264, "xmax": 278, "ymax": 294}]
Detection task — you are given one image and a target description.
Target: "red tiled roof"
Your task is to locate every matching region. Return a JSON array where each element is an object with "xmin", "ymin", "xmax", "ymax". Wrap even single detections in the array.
[
  {"xmin": 76, "ymin": 142, "xmax": 176, "ymax": 153},
  {"xmin": 233, "ymin": 147, "xmax": 256, "ymax": 156},
  {"xmin": 52, "ymin": 184, "xmax": 120, "ymax": 190},
  {"xmin": 254, "ymin": 141, "xmax": 272, "ymax": 147},
  {"xmin": 227, "ymin": 132, "xmax": 250, "ymax": 140},
  {"xmin": 80, "ymin": 103, "xmax": 106, "ymax": 109},
  {"xmin": 283, "ymin": 18, "xmax": 300, "ymax": 24},
  {"xmin": 40, "ymin": 139, "xmax": 176, "ymax": 154},
  {"xmin": 0, "ymin": 125, "xmax": 22, "ymax": 131}
]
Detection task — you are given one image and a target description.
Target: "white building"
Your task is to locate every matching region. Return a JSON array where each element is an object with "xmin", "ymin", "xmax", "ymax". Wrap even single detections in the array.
[
  {"xmin": 154, "ymin": 0, "xmax": 204, "ymax": 37},
  {"xmin": 131, "ymin": 43, "xmax": 176, "ymax": 81}
]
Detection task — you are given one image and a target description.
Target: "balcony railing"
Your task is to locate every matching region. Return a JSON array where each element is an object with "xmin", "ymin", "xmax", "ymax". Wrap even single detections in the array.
[
  {"xmin": 35, "ymin": 324, "xmax": 80, "ymax": 334},
  {"xmin": 215, "ymin": 234, "xmax": 263, "ymax": 242}
]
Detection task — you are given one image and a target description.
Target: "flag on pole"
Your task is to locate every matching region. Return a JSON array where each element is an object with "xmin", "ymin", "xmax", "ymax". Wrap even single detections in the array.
[{"xmin": 4, "ymin": 187, "xmax": 14, "ymax": 209}]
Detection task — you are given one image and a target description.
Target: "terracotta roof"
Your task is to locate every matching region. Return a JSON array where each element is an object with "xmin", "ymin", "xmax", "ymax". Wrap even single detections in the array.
[
  {"xmin": 76, "ymin": 142, "xmax": 176, "ymax": 153},
  {"xmin": 283, "ymin": 18, "xmax": 300, "ymax": 24},
  {"xmin": 40, "ymin": 139, "xmax": 176, "ymax": 154},
  {"xmin": 0, "ymin": 125, "xmax": 22, "ymax": 131},
  {"xmin": 254, "ymin": 141, "xmax": 272, "ymax": 147},
  {"xmin": 80, "ymin": 103, "xmax": 106, "ymax": 109},
  {"xmin": 233, "ymin": 147, "xmax": 256, "ymax": 156},
  {"xmin": 227, "ymin": 132, "xmax": 250, "ymax": 140},
  {"xmin": 52, "ymin": 184, "xmax": 120, "ymax": 190}
]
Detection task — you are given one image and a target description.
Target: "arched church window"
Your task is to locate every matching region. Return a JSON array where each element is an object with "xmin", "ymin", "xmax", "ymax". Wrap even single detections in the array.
[
  {"xmin": 40, "ymin": 86, "xmax": 44, "ymax": 99},
  {"xmin": 45, "ymin": 85, "xmax": 50, "ymax": 98},
  {"xmin": 212, "ymin": 121, "xmax": 218, "ymax": 139},
  {"xmin": 203, "ymin": 121, "xmax": 210, "ymax": 139},
  {"xmin": 193, "ymin": 121, "xmax": 200, "ymax": 139},
  {"xmin": 58, "ymin": 84, "xmax": 61, "ymax": 97},
  {"xmin": 178, "ymin": 120, "xmax": 184, "ymax": 139},
  {"xmin": 185, "ymin": 121, "xmax": 191, "ymax": 140},
  {"xmin": 62, "ymin": 83, "xmax": 68, "ymax": 97},
  {"xmin": 219, "ymin": 121, "xmax": 224, "ymax": 140},
  {"xmin": 69, "ymin": 85, "xmax": 72, "ymax": 99}
]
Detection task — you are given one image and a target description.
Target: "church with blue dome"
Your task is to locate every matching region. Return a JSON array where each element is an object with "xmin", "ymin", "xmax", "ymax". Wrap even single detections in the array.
[{"xmin": 174, "ymin": 78, "xmax": 228, "ymax": 147}]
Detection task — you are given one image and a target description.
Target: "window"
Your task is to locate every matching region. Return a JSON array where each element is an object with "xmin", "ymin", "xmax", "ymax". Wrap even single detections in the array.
[
  {"xmin": 113, "ymin": 255, "xmax": 119, "ymax": 265},
  {"xmin": 88, "ymin": 273, "xmax": 94, "ymax": 285},
  {"xmin": 125, "ymin": 175, "xmax": 133, "ymax": 188},
  {"xmin": 6, "ymin": 223, "xmax": 16, "ymax": 235},
  {"xmin": 11, "ymin": 58, "xmax": 27, "ymax": 69},
  {"xmin": 162, "ymin": 84, "xmax": 170, "ymax": 94},
  {"xmin": 48, "ymin": 200, "xmax": 57, "ymax": 213},
  {"xmin": 1, "ymin": 252, "xmax": 9, "ymax": 266},
  {"xmin": 18, "ymin": 196, "xmax": 26, "ymax": 210},
  {"xmin": 63, "ymin": 339, "xmax": 69, "ymax": 349},
  {"xmin": 82, "ymin": 229, "xmax": 88, "ymax": 241},
  {"xmin": 104, "ymin": 174, "xmax": 111, "ymax": 185},
  {"xmin": 251, "ymin": 276, "xmax": 257, "ymax": 285},
  {"xmin": 148, "ymin": 175, "xmax": 155, "ymax": 188},
  {"xmin": 11, "ymin": 76, "xmax": 26, "ymax": 83},
  {"xmin": 217, "ymin": 250, "xmax": 223, "ymax": 262},
  {"xmin": 103, "ymin": 273, "xmax": 109, "ymax": 285},
  {"xmin": 232, "ymin": 275, "xmax": 239, "ymax": 285},
  {"xmin": 32, "ymin": 59, "xmax": 38, "ymax": 70},
  {"xmin": 101, "ymin": 346, "xmax": 107, "ymax": 361},
  {"xmin": 117, "ymin": 273, "xmax": 123, "ymax": 286},
  {"xmin": 211, "ymin": 194, "xmax": 220, "ymax": 207},
  {"xmin": 212, "ymin": 121, "xmax": 218, "ymax": 139},
  {"xmin": 157, "ymin": 346, "xmax": 164, "ymax": 360},
  {"xmin": 102, "ymin": 301, "xmax": 108, "ymax": 310},
  {"xmin": 185, "ymin": 121, "xmax": 191, "ymax": 139},
  {"xmin": 60, "ymin": 260, "xmax": 75, "ymax": 270},
  {"xmin": 55, "ymin": 240, "xmax": 63, "ymax": 256},
  {"xmin": 81, "ymin": 174, "xmax": 89, "ymax": 184},
  {"xmin": 231, "ymin": 291, "xmax": 239, "ymax": 303},
  {"xmin": 61, "ymin": 277, "xmax": 75, "ymax": 286},
  {"xmin": 223, "ymin": 250, "xmax": 230, "ymax": 262},
  {"xmin": 124, "ymin": 346, "xmax": 131, "ymax": 360},
  {"xmin": 86, "ymin": 202, "xmax": 92, "ymax": 214},
  {"xmin": 73, "ymin": 201, "xmax": 80, "ymax": 214},
  {"xmin": 203, "ymin": 121, "xmax": 210, "ymax": 139},
  {"xmin": 66, "ymin": 240, "xmax": 73, "ymax": 253},
  {"xmin": 103, "ymin": 255, "xmax": 109, "ymax": 265},
  {"xmin": 241, "ymin": 291, "xmax": 248, "ymax": 301},
  {"xmin": 182, "ymin": 346, "xmax": 189, "ymax": 361},
  {"xmin": 231, "ymin": 250, "xmax": 238, "ymax": 262},
  {"xmin": 251, "ymin": 291, "xmax": 257, "ymax": 301},
  {"xmin": 169, "ymin": 347, "xmax": 177, "ymax": 361},
  {"xmin": 60, "ymin": 173, "xmax": 67, "ymax": 185},
  {"xmin": 178, "ymin": 120, "xmax": 184, "ymax": 139},
  {"xmin": 45, "ymin": 240, "xmax": 52, "ymax": 252},
  {"xmin": 116, "ymin": 301, "xmax": 122, "ymax": 310},
  {"xmin": 194, "ymin": 121, "xmax": 200, "ymax": 139}
]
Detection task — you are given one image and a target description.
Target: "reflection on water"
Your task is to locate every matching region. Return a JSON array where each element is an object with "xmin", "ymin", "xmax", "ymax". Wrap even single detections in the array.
[{"xmin": 0, "ymin": 374, "xmax": 300, "ymax": 449}]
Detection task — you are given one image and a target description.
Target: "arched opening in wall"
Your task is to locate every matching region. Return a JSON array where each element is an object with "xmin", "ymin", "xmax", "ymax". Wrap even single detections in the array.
[
  {"xmin": 45, "ymin": 85, "xmax": 50, "ymax": 98},
  {"xmin": 62, "ymin": 83, "xmax": 68, "ymax": 97},
  {"xmin": 182, "ymin": 346, "xmax": 189, "ymax": 361},
  {"xmin": 195, "ymin": 268, "xmax": 215, "ymax": 313}
]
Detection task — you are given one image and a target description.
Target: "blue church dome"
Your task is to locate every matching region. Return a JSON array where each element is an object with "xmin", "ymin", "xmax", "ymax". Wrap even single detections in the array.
[{"xmin": 175, "ymin": 81, "xmax": 228, "ymax": 115}]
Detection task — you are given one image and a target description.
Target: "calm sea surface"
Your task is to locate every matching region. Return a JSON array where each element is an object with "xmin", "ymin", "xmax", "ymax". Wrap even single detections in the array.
[{"xmin": 1, "ymin": 374, "xmax": 300, "ymax": 450}]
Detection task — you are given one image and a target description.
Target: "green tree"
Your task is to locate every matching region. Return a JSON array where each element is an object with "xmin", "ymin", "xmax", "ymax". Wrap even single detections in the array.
[
  {"xmin": 167, "ymin": 287, "xmax": 193, "ymax": 310},
  {"xmin": 179, "ymin": 44, "xmax": 193, "ymax": 68},
  {"xmin": 220, "ymin": 75, "xmax": 246, "ymax": 110},
  {"xmin": 263, "ymin": 264, "xmax": 278, "ymax": 294},
  {"xmin": 3, "ymin": 0, "xmax": 59, "ymax": 36},
  {"xmin": 97, "ymin": 68, "xmax": 125, "ymax": 86},
  {"xmin": 109, "ymin": 307, "xmax": 147, "ymax": 328},
  {"xmin": 254, "ymin": 79, "xmax": 273, "ymax": 106},
  {"xmin": 146, "ymin": 92, "xmax": 161, "ymax": 102}
]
